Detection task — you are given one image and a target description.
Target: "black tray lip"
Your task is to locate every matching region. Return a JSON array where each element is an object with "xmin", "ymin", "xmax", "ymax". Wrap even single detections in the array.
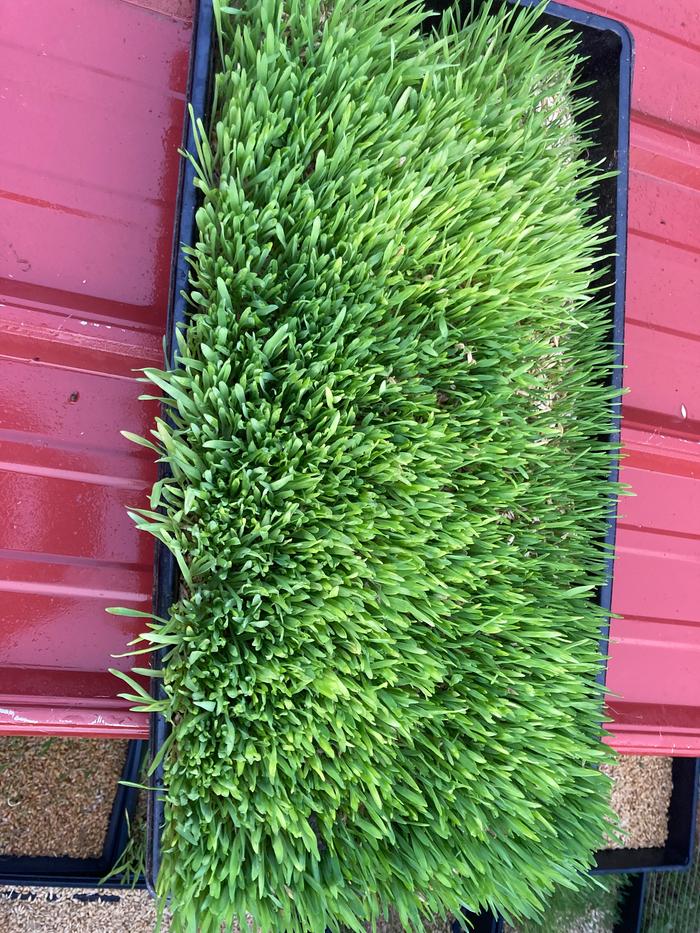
[
  {"xmin": 0, "ymin": 739, "xmax": 145, "ymax": 889},
  {"xmin": 146, "ymin": 0, "xmax": 215, "ymax": 897},
  {"xmin": 613, "ymin": 872, "xmax": 647, "ymax": 933},
  {"xmin": 145, "ymin": 0, "xmax": 633, "ymax": 896}
]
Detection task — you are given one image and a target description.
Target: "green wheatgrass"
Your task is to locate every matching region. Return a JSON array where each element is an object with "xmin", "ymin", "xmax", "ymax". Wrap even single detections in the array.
[
  {"xmin": 115, "ymin": 1, "xmax": 621, "ymax": 930},
  {"xmin": 506, "ymin": 874, "xmax": 629, "ymax": 933}
]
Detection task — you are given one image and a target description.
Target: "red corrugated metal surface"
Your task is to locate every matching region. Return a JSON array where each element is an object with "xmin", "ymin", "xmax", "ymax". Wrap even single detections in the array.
[
  {"xmin": 3, "ymin": 0, "xmax": 699, "ymax": 749},
  {"xmin": 0, "ymin": 0, "xmax": 193, "ymax": 737},
  {"xmin": 574, "ymin": 0, "xmax": 700, "ymax": 754}
]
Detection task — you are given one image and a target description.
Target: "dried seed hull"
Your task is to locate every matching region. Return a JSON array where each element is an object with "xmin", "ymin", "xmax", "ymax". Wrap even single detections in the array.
[
  {"xmin": 601, "ymin": 754, "xmax": 672, "ymax": 850},
  {"xmin": 0, "ymin": 738, "xmax": 127, "ymax": 858}
]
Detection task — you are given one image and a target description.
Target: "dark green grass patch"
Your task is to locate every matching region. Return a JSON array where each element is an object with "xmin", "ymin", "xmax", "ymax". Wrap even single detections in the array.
[{"xmin": 116, "ymin": 0, "xmax": 621, "ymax": 929}]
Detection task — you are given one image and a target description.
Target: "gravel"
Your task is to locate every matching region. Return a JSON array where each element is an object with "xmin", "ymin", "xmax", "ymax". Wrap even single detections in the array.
[
  {"xmin": 359, "ymin": 911, "xmax": 453, "ymax": 933},
  {"xmin": 601, "ymin": 754, "xmax": 672, "ymax": 849},
  {"xmin": 0, "ymin": 887, "xmax": 169, "ymax": 933},
  {"xmin": 553, "ymin": 909, "xmax": 611, "ymax": 933},
  {"xmin": 505, "ymin": 907, "xmax": 612, "ymax": 933},
  {"xmin": 0, "ymin": 737, "xmax": 128, "ymax": 858},
  {"xmin": 0, "ymin": 892, "xmax": 453, "ymax": 933}
]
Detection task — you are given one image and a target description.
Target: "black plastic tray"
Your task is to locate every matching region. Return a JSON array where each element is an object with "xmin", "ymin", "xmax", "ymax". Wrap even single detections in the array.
[
  {"xmin": 0, "ymin": 740, "xmax": 145, "ymax": 889},
  {"xmin": 594, "ymin": 756, "xmax": 700, "ymax": 875},
  {"xmin": 453, "ymin": 909, "xmax": 504, "ymax": 933},
  {"xmin": 146, "ymin": 0, "xmax": 632, "ymax": 896},
  {"xmin": 615, "ymin": 873, "xmax": 647, "ymax": 933}
]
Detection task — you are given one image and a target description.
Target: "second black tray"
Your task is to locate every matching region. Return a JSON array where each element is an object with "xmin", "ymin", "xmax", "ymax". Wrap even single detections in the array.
[
  {"xmin": 594, "ymin": 756, "xmax": 700, "ymax": 875},
  {"xmin": 0, "ymin": 739, "xmax": 145, "ymax": 889}
]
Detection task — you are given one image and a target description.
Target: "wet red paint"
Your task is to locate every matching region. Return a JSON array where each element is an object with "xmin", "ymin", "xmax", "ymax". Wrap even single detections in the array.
[
  {"xmin": 574, "ymin": 0, "xmax": 700, "ymax": 755},
  {"xmin": 0, "ymin": 0, "xmax": 193, "ymax": 737}
]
